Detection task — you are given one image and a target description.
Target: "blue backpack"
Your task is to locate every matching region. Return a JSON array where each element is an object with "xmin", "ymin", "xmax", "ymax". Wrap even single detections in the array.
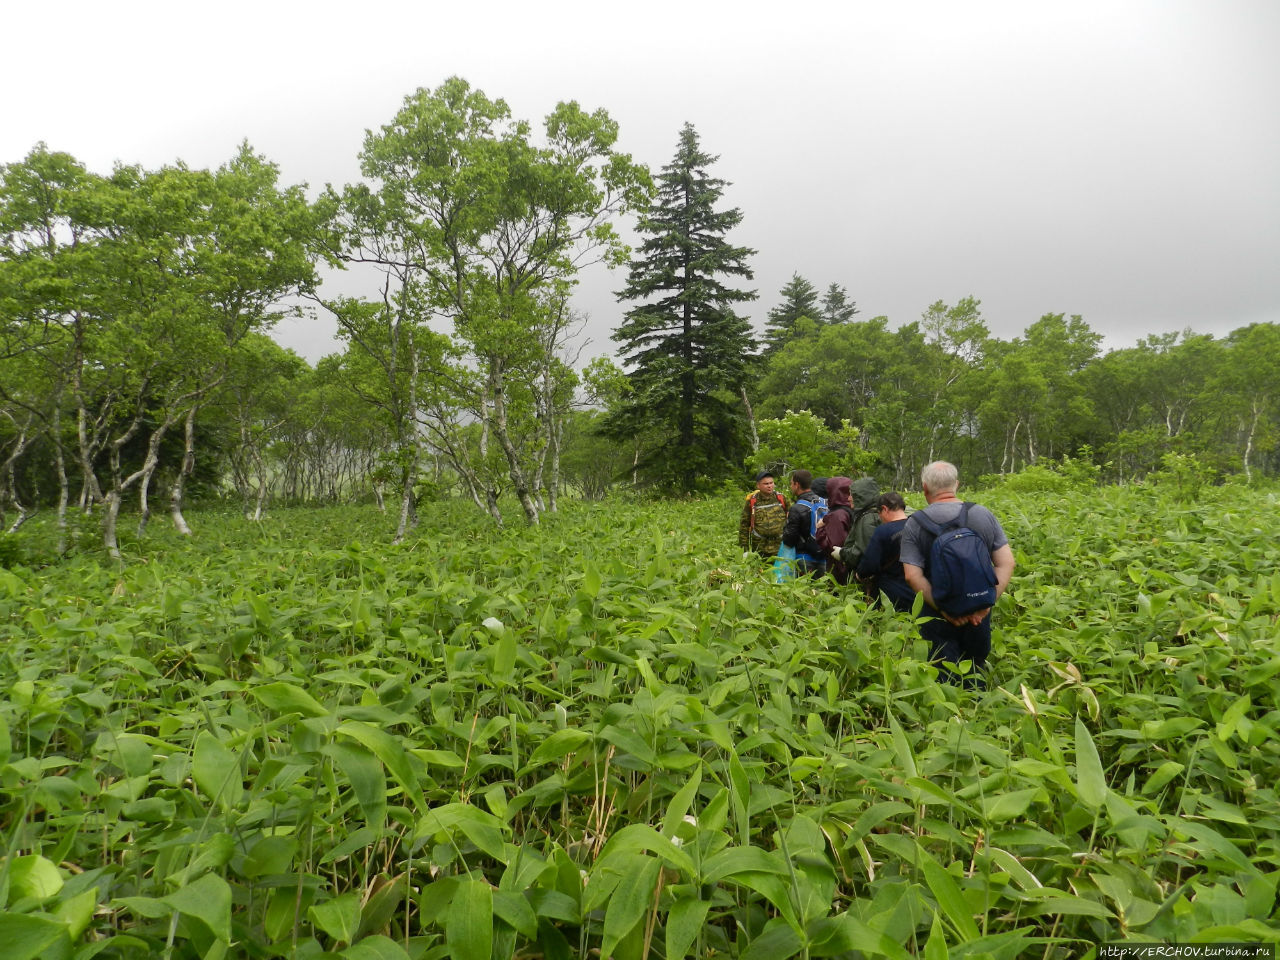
[
  {"xmin": 796, "ymin": 496, "xmax": 829, "ymax": 560},
  {"xmin": 913, "ymin": 502, "xmax": 997, "ymax": 615}
]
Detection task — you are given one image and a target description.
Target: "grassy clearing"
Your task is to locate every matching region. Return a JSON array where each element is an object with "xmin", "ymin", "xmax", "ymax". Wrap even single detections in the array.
[{"xmin": 1, "ymin": 486, "xmax": 1279, "ymax": 958}]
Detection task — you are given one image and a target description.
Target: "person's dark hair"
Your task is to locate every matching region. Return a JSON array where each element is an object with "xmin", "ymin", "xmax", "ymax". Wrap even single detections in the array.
[
  {"xmin": 878, "ymin": 491, "xmax": 906, "ymax": 512},
  {"xmin": 791, "ymin": 469, "xmax": 812, "ymax": 490}
]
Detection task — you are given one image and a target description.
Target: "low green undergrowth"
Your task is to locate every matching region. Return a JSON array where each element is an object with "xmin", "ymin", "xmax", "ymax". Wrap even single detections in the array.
[{"xmin": 1, "ymin": 487, "xmax": 1278, "ymax": 958}]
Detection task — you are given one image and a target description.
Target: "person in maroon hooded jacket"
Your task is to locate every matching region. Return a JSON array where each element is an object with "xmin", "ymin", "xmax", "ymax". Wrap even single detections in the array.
[{"xmin": 815, "ymin": 477, "xmax": 854, "ymax": 584}]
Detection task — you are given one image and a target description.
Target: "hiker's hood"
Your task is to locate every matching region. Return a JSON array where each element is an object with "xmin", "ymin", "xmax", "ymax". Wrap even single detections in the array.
[
  {"xmin": 826, "ymin": 476, "xmax": 852, "ymax": 509},
  {"xmin": 850, "ymin": 477, "xmax": 880, "ymax": 510}
]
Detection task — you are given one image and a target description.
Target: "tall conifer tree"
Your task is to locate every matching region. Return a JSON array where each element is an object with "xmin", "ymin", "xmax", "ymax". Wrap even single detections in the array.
[
  {"xmin": 763, "ymin": 273, "xmax": 820, "ymax": 355},
  {"xmin": 609, "ymin": 123, "xmax": 756, "ymax": 491},
  {"xmin": 820, "ymin": 282, "xmax": 859, "ymax": 325}
]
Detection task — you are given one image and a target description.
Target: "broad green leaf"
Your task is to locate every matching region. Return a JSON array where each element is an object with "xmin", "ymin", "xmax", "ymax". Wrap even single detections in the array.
[
  {"xmin": 739, "ymin": 916, "xmax": 804, "ymax": 960},
  {"xmin": 6, "ymin": 854, "xmax": 64, "ymax": 901},
  {"xmin": 596, "ymin": 823, "xmax": 696, "ymax": 876},
  {"xmin": 1140, "ymin": 716, "xmax": 1205, "ymax": 740},
  {"xmin": 337, "ymin": 721, "xmax": 425, "ymax": 813},
  {"xmin": 665, "ymin": 896, "xmax": 711, "ymax": 960},
  {"xmin": 0, "ymin": 913, "xmax": 71, "ymax": 960},
  {"xmin": 662, "ymin": 767, "xmax": 702, "ymax": 839},
  {"xmin": 1074, "ymin": 716, "xmax": 1107, "ymax": 808},
  {"xmin": 729, "ymin": 749, "xmax": 750, "ymax": 843},
  {"xmin": 92, "ymin": 731, "xmax": 152, "ymax": 777},
  {"xmin": 583, "ymin": 561, "xmax": 602, "ymax": 598},
  {"xmin": 1142, "ymin": 760, "xmax": 1185, "ymax": 795},
  {"xmin": 984, "ymin": 848, "xmax": 1042, "ymax": 891},
  {"xmin": 416, "ymin": 803, "xmax": 508, "ymax": 862},
  {"xmin": 905, "ymin": 776, "xmax": 981, "ymax": 816},
  {"xmin": 53, "ymin": 887, "xmax": 98, "ymax": 939},
  {"xmin": 121, "ymin": 796, "xmax": 176, "ymax": 822},
  {"xmin": 730, "ymin": 871, "xmax": 800, "ymax": 930},
  {"xmin": 192, "ymin": 731, "xmax": 244, "ymax": 812},
  {"xmin": 1216, "ymin": 694, "xmax": 1251, "ymax": 741},
  {"xmin": 924, "ymin": 912, "xmax": 948, "ymax": 960},
  {"xmin": 920, "ymin": 853, "xmax": 980, "ymax": 941},
  {"xmin": 242, "ymin": 835, "xmax": 298, "ymax": 878},
  {"xmin": 1244, "ymin": 872, "xmax": 1279, "ymax": 920},
  {"xmin": 1173, "ymin": 819, "xmax": 1260, "ymax": 876},
  {"xmin": 265, "ymin": 884, "xmax": 313, "ymax": 942},
  {"xmin": 701, "ymin": 845, "xmax": 789, "ymax": 885},
  {"xmin": 170, "ymin": 832, "xmax": 235, "ymax": 887},
  {"xmin": 522, "ymin": 729, "xmax": 591, "ymax": 770},
  {"xmin": 850, "ymin": 801, "xmax": 914, "ymax": 841},
  {"xmin": 331, "ymin": 741, "xmax": 388, "ymax": 830},
  {"xmin": 825, "ymin": 911, "xmax": 912, "ymax": 960},
  {"xmin": 253, "ymin": 681, "xmax": 329, "ymax": 718},
  {"xmin": 492, "ymin": 889, "xmax": 537, "ymax": 938},
  {"xmin": 600, "ymin": 855, "xmax": 660, "ymax": 960},
  {"xmin": 950, "ymin": 929, "xmax": 1037, "ymax": 959},
  {"xmin": 113, "ymin": 895, "xmax": 172, "ymax": 920},
  {"xmin": 492, "ymin": 627, "xmax": 517, "ymax": 681},
  {"xmin": 1197, "ymin": 795, "xmax": 1248, "ymax": 825},
  {"xmin": 358, "ymin": 875, "xmax": 409, "ymax": 942},
  {"xmin": 446, "ymin": 879, "xmax": 493, "ymax": 960},
  {"xmin": 1191, "ymin": 921, "xmax": 1280, "ymax": 942},
  {"xmin": 981, "ymin": 787, "xmax": 1041, "ymax": 823},
  {"xmin": 1027, "ymin": 895, "xmax": 1113, "ymax": 919},
  {"xmin": 888, "ymin": 710, "xmax": 917, "ymax": 780},
  {"xmin": 309, "ymin": 891, "xmax": 362, "ymax": 944},
  {"xmin": 413, "ymin": 748, "xmax": 465, "ymax": 769},
  {"xmin": 598, "ymin": 724, "xmax": 656, "ymax": 767},
  {"xmin": 340, "ymin": 935, "xmax": 411, "ymax": 960},
  {"xmin": 163, "ymin": 872, "xmax": 233, "ymax": 943},
  {"xmin": 529, "ymin": 888, "xmax": 579, "ymax": 923}
]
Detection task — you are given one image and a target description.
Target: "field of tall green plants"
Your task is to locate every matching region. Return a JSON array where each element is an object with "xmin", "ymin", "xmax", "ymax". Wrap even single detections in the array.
[{"xmin": 2, "ymin": 483, "xmax": 1279, "ymax": 959}]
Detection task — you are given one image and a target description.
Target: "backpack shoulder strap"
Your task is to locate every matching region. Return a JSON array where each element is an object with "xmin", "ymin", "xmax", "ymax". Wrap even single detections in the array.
[
  {"xmin": 912, "ymin": 508, "xmax": 944, "ymax": 538},
  {"xmin": 881, "ymin": 526, "xmax": 905, "ymax": 572},
  {"xmin": 957, "ymin": 501, "xmax": 973, "ymax": 526}
]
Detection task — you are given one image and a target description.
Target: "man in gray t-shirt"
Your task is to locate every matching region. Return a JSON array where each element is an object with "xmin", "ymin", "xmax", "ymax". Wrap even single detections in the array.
[{"xmin": 900, "ymin": 461, "xmax": 1015, "ymax": 687}]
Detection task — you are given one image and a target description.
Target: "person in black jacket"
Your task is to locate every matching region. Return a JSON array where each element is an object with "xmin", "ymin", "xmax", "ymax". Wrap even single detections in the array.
[
  {"xmin": 781, "ymin": 469, "xmax": 826, "ymax": 577},
  {"xmin": 856, "ymin": 492, "xmax": 915, "ymax": 612}
]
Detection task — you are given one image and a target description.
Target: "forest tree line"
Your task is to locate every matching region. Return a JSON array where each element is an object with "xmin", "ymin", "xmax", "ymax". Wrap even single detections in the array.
[{"xmin": 3, "ymin": 78, "xmax": 1278, "ymax": 552}]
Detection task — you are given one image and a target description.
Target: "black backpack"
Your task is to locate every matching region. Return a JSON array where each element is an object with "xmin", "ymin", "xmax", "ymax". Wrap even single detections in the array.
[{"xmin": 912, "ymin": 503, "xmax": 997, "ymax": 615}]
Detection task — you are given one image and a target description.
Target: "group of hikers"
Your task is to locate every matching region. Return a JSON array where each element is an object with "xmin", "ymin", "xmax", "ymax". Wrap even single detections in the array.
[{"xmin": 738, "ymin": 461, "xmax": 1016, "ymax": 687}]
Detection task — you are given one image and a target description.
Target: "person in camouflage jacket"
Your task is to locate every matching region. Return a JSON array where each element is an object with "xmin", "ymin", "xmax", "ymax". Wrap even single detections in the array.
[{"xmin": 739, "ymin": 470, "xmax": 789, "ymax": 558}]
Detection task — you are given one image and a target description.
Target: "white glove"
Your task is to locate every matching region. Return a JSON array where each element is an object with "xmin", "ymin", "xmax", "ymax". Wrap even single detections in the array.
[{"xmin": 830, "ymin": 546, "xmax": 841, "ymax": 562}]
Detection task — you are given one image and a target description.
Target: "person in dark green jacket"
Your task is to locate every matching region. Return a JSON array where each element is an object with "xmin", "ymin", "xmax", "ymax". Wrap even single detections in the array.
[{"xmin": 831, "ymin": 476, "xmax": 881, "ymax": 572}]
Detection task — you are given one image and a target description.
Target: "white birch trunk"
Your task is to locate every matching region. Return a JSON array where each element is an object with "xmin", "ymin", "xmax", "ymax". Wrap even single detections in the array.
[
  {"xmin": 489, "ymin": 364, "xmax": 539, "ymax": 525},
  {"xmin": 169, "ymin": 406, "xmax": 198, "ymax": 536}
]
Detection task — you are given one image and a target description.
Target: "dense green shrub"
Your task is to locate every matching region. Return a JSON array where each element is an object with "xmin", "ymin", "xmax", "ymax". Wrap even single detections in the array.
[{"xmin": 2, "ymin": 486, "xmax": 1279, "ymax": 956}]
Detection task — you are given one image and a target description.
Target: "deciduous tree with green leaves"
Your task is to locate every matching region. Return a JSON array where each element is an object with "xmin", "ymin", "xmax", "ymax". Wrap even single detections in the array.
[
  {"xmin": 750, "ymin": 409, "xmax": 874, "ymax": 480},
  {"xmin": 346, "ymin": 77, "xmax": 650, "ymax": 524},
  {"xmin": 0, "ymin": 144, "xmax": 321, "ymax": 556}
]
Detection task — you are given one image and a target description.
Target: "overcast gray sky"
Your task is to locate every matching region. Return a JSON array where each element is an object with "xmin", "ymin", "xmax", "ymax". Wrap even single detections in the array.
[{"xmin": 5, "ymin": 0, "xmax": 1277, "ymax": 363}]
